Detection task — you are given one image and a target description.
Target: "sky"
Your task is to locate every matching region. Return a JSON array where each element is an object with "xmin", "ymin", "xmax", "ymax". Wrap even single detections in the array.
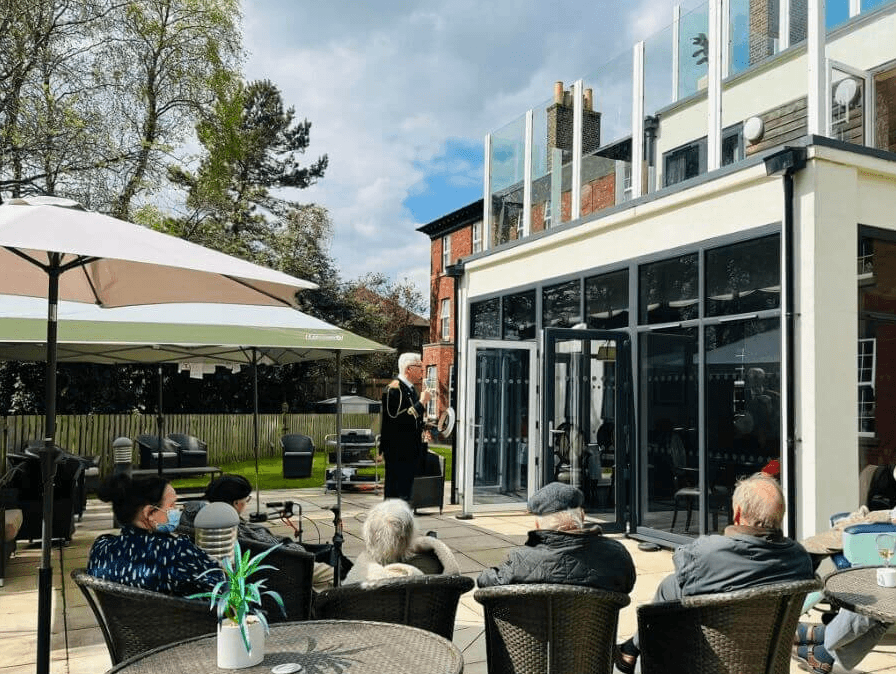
[{"xmin": 241, "ymin": 0, "xmax": 691, "ymax": 295}]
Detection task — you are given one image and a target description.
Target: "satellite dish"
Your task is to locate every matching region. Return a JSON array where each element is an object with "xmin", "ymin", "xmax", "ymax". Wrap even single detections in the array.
[{"xmin": 834, "ymin": 78, "xmax": 859, "ymax": 107}]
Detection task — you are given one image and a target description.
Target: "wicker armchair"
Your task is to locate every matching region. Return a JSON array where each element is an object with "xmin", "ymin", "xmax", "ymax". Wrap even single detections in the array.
[
  {"xmin": 313, "ymin": 573, "xmax": 474, "ymax": 639},
  {"xmin": 637, "ymin": 578, "xmax": 821, "ymax": 674},
  {"xmin": 473, "ymin": 583, "xmax": 630, "ymax": 674},
  {"xmin": 71, "ymin": 568, "xmax": 218, "ymax": 665},
  {"xmin": 238, "ymin": 537, "xmax": 315, "ymax": 623}
]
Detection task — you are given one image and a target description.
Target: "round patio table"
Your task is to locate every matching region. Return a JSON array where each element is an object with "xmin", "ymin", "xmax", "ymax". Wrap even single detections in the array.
[
  {"xmin": 106, "ymin": 620, "xmax": 464, "ymax": 674},
  {"xmin": 824, "ymin": 566, "xmax": 896, "ymax": 623}
]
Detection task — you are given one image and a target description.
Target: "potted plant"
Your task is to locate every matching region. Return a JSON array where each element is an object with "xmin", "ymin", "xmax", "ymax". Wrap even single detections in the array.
[{"xmin": 190, "ymin": 541, "xmax": 285, "ymax": 669}]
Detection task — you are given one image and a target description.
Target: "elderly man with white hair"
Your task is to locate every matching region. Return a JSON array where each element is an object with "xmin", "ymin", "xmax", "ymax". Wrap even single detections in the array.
[
  {"xmin": 344, "ymin": 499, "xmax": 459, "ymax": 584},
  {"xmin": 379, "ymin": 352, "xmax": 432, "ymax": 500}
]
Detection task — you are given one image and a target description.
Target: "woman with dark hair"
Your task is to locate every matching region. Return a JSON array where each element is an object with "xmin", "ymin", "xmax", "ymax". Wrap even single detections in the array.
[
  {"xmin": 88, "ymin": 474, "xmax": 222, "ymax": 596},
  {"xmin": 178, "ymin": 474, "xmax": 344, "ymax": 590}
]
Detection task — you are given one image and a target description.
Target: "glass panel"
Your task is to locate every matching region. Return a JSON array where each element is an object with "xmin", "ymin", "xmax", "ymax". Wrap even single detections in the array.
[
  {"xmin": 640, "ymin": 327, "xmax": 699, "ymax": 536},
  {"xmin": 862, "ymin": 0, "xmax": 894, "ymax": 11},
  {"xmin": 502, "ymin": 290, "xmax": 536, "ymax": 340},
  {"xmin": 470, "ymin": 298, "xmax": 500, "ymax": 339},
  {"xmin": 490, "ymin": 113, "xmax": 526, "ymax": 247},
  {"xmin": 704, "ymin": 318, "xmax": 781, "ymax": 534},
  {"xmin": 586, "ymin": 269, "xmax": 630, "ymax": 329},
  {"xmin": 705, "ymin": 234, "xmax": 781, "ymax": 317},
  {"xmin": 530, "ymin": 96, "xmax": 562, "ymax": 234},
  {"xmin": 858, "ymin": 232, "xmax": 896, "ymax": 471},
  {"xmin": 543, "ymin": 279, "xmax": 582, "ymax": 329},
  {"xmin": 830, "ymin": 67, "xmax": 866, "ymax": 146},
  {"xmin": 639, "ymin": 253, "xmax": 699, "ymax": 325},
  {"xmin": 874, "ymin": 68, "xmax": 896, "ymax": 153},
  {"xmin": 645, "ymin": 19, "xmax": 675, "ymax": 118},
  {"xmin": 471, "ymin": 347, "xmax": 530, "ymax": 506},
  {"xmin": 826, "ymin": 0, "xmax": 851, "ymax": 31},
  {"xmin": 547, "ymin": 337, "xmax": 621, "ymax": 522},
  {"xmin": 728, "ymin": 0, "xmax": 751, "ymax": 76},
  {"xmin": 678, "ymin": 2, "xmax": 709, "ymax": 100},
  {"xmin": 582, "ymin": 50, "xmax": 632, "ymax": 214}
]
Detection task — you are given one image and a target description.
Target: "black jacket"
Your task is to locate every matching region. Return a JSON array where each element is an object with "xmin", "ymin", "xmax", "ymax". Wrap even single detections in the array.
[{"xmin": 476, "ymin": 524, "xmax": 636, "ymax": 593}]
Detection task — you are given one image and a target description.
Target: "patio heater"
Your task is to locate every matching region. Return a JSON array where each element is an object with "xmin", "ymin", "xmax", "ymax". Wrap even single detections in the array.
[{"xmin": 194, "ymin": 501, "xmax": 240, "ymax": 563}]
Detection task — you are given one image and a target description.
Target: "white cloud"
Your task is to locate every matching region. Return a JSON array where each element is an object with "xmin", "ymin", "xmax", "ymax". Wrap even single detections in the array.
[{"xmin": 241, "ymin": 0, "xmax": 689, "ymax": 293}]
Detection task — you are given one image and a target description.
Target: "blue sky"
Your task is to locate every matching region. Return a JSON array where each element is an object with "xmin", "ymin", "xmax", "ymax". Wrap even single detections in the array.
[{"xmin": 240, "ymin": 1, "xmax": 696, "ymax": 294}]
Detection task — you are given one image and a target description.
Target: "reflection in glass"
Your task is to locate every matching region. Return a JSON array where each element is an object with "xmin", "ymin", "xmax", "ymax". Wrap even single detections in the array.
[
  {"xmin": 543, "ymin": 280, "xmax": 582, "ymax": 329},
  {"xmin": 826, "ymin": 0, "xmax": 851, "ymax": 30},
  {"xmin": 704, "ymin": 318, "xmax": 781, "ymax": 533},
  {"xmin": 502, "ymin": 290, "xmax": 536, "ymax": 340},
  {"xmin": 640, "ymin": 327, "xmax": 699, "ymax": 536},
  {"xmin": 728, "ymin": 0, "xmax": 750, "ymax": 76},
  {"xmin": 830, "ymin": 70, "xmax": 865, "ymax": 145},
  {"xmin": 470, "ymin": 298, "xmax": 500, "ymax": 339},
  {"xmin": 471, "ymin": 348, "xmax": 530, "ymax": 506},
  {"xmin": 639, "ymin": 254, "xmax": 699, "ymax": 324},
  {"xmin": 678, "ymin": 2, "xmax": 709, "ymax": 100},
  {"xmin": 586, "ymin": 269, "xmax": 629, "ymax": 329},
  {"xmin": 862, "ymin": 0, "xmax": 893, "ymax": 12},
  {"xmin": 490, "ymin": 114, "xmax": 527, "ymax": 247},
  {"xmin": 705, "ymin": 235, "xmax": 780, "ymax": 317}
]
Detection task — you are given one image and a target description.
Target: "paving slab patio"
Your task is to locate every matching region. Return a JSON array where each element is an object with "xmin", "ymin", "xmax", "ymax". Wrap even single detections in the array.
[{"xmin": 1, "ymin": 485, "xmax": 894, "ymax": 673}]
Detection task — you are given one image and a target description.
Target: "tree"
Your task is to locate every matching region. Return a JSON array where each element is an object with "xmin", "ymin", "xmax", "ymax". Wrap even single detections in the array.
[{"xmin": 166, "ymin": 78, "xmax": 327, "ymax": 252}]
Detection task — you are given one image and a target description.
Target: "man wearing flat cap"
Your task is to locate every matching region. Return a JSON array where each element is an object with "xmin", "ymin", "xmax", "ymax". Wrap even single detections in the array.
[{"xmin": 476, "ymin": 482, "xmax": 635, "ymax": 593}]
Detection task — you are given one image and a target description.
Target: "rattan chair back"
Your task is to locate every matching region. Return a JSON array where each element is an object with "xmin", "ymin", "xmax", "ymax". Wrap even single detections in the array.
[
  {"xmin": 238, "ymin": 537, "xmax": 315, "ymax": 622},
  {"xmin": 71, "ymin": 568, "xmax": 218, "ymax": 665},
  {"xmin": 637, "ymin": 577, "xmax": 821, "ymax": 674},
  {"xmin": 473, "ymin": 583, "xmax": 631, "ymax": 674},
  {"xmin": 313, "ymin": 573, "xmax": 474, "ymax": 639}
]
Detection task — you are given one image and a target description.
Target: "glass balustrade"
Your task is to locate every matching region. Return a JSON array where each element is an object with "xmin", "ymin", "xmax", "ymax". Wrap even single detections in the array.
[{"xmin": 489, "ymin": 113, "xmax": 526, "ymax": 248}]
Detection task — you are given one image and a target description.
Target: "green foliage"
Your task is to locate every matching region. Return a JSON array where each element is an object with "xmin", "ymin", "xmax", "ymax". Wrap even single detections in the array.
[{"xmin": 189, "ymin": 540, "xmax": 285, "ymax": 653}]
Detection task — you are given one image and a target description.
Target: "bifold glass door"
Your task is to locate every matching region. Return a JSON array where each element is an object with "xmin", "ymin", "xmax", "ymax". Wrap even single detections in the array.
[
  {"xmin": 543, "ymin": 329, "xmax": 632, "ymax": 532},
  {"xmin": 464, "ymin": 341, "xmax": 537, "ymax": 512}
]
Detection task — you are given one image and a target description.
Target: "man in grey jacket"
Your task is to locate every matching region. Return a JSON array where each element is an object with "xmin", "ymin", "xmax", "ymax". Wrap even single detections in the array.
[
  {"xmin": 615, "ymin": 472, "xmax": 815, "ymax": 674},
  {"xmin": 477, "ymin": 482, "xmax": 635, "ymax": 594}
]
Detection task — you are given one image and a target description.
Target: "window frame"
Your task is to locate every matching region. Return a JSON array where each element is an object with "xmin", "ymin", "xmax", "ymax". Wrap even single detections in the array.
[{"xmin": 440, "ymin": 297, "xmax": 451, "ymax": 340}]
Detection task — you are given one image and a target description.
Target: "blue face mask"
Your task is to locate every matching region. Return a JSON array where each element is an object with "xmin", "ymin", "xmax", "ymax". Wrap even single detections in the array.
[{"xmin": 156, "ymin": 507, "xmax": 181, "ymax": 533}]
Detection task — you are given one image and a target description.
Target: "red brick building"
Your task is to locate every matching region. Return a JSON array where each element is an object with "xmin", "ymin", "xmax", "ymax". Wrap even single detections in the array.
[{"xmin": 417, "ymin": 199, "xmax": 483, "ymax": 421}]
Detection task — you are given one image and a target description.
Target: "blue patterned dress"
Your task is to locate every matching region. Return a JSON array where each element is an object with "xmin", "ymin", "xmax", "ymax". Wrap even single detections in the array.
[{"xmin": 88, "ymin": 525, "xmax": 224, "ymax": 596}]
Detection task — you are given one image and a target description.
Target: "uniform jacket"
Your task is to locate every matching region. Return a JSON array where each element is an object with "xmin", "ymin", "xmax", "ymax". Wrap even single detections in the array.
[
  {"xmin": 476, "ymin": 524, "xmax": 636, "ymax": 593},
  {"xmin": 380, "ymin": 378, "xmax": 426, "ymax": 463}
]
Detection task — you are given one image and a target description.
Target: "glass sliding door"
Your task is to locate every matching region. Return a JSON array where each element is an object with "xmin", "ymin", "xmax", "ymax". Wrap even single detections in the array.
[
  {"xmin": 638, "ymin": 327, "xmax": 699, "ymax": 539},
  {"xmin": 464, "ymin": 341, "xmax": 537, "ymax": 512},
  {"xmin": 544, "ymin": 328, "xmax": 632, "ymax": 532}
]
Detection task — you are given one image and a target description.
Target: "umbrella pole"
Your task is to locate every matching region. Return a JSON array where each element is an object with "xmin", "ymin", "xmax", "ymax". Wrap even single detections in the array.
[
  {"xmin": 251, "ymin": 349, "xmax": 264, "ymax": 522},
  {"xmin": 156, "ymin": 365, "xmax": 164, "ymax": 477},
  {"xmin": 331, "ymin": 350, "xmax": 344, "ymax": 586},
  {"xmin": 37, "ymin": 259, "xmax": 62, "ymax": 674}
]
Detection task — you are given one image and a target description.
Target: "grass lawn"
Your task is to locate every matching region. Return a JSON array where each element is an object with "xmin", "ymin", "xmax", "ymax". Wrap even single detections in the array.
[{"xmin": 169, "ymin": 444, "xmax": 453, "ymax": 493}]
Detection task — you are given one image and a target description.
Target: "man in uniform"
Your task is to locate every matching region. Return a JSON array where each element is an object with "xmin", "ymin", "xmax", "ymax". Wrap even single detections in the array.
[{"xmin": 379, "ymin": 352, "xmax": 431, "ymax": 500}]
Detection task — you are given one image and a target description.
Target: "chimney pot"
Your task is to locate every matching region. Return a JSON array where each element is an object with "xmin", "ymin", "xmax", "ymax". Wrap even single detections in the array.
[
  {"xmin": 554, "ymin": 81, "xmax": 564, "ymax": 104},
  {"xmin": 584, "ymin": 88, "xmax": 593, "ymax": 111}
]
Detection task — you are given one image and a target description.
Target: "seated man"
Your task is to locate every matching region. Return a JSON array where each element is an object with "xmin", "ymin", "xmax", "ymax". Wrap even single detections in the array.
[
  {"xmin": 477, "ymin": 482, "xmax": 635, "ymax": 593},
  {"xmin": 615, "ymin": 472, "xmax": 815, "ymax": 674}
]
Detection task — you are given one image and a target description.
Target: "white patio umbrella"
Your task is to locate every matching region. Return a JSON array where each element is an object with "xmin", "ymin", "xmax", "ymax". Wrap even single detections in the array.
[{"xmin": 0, "ymin": 197, "xmax": 316, "ymax": 674}]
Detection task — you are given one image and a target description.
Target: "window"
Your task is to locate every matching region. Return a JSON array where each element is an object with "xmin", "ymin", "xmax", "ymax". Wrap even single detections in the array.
[
  {"xmin": 440, "ymin": 298, "xmax": 451, "ymax": 341},
  {"xmin": 425, "ymin": 365, "xmax": 437, "ymax": 418},
  {"xmin": 543, "ymin": 199, "xmax": 552, "ymax": 229},
  {"xmin": 663, "ymin": 125, "xmax": 743, "ymax": 187},
  {"xmin": 858, "ymin": 337, "xmax": 876, "ymax": 435},
  {"xmin": 472, "ymin": 220, "xmax": 483, "ymax": 253},
  {"xmin": 515, "ymin": 212, "xmax": 524, "ymax": 239},
  {"xmin": 442, "ymin": 234, "xmax": 451, "ymax": 272},
  {"xmin": 470, "ymin": 298, "xmax": 501, "ymax": 338},
  {"xmin": 621, "ymin": 163, "xmax": 633, "ymax": 202}
]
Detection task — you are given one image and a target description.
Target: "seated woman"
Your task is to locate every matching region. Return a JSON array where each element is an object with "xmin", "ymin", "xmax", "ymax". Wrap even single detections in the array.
[
  {"xmin": 88, "ymin": 474, "xmax": 222, "ymax": 596},
  {"xmin": 178, "ymin": 474, "xmax": 338, "ymax": 591},
  {"xmin": 344, "ymin": 498, "xmax": 459, "ymax": 584}
]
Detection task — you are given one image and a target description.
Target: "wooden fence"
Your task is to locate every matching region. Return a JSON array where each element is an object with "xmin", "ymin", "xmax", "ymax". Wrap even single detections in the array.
[{"xmin": 1, "ymin": 412, "xmax": 381, "ymax": 476}]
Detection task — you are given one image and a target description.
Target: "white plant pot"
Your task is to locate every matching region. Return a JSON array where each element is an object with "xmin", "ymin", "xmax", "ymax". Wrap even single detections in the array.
[{"xmin": 217, "ymin": 617, "xmax": 265, "ymax": 669}]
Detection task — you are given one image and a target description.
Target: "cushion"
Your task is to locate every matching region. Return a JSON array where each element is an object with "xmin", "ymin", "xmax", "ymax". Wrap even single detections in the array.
[{"xmin": 4, "ymin": 508, "xmax": 23, "ymax": 541}]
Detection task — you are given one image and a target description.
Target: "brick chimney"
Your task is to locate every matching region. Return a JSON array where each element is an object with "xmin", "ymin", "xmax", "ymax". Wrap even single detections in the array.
[
  {"xmin": 749, "ymin": 0, "xmax": 807, "ymax": 65},
  {"xmin": 546, "ymin": 81, "xmax": 602, "ymax": 171}
]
